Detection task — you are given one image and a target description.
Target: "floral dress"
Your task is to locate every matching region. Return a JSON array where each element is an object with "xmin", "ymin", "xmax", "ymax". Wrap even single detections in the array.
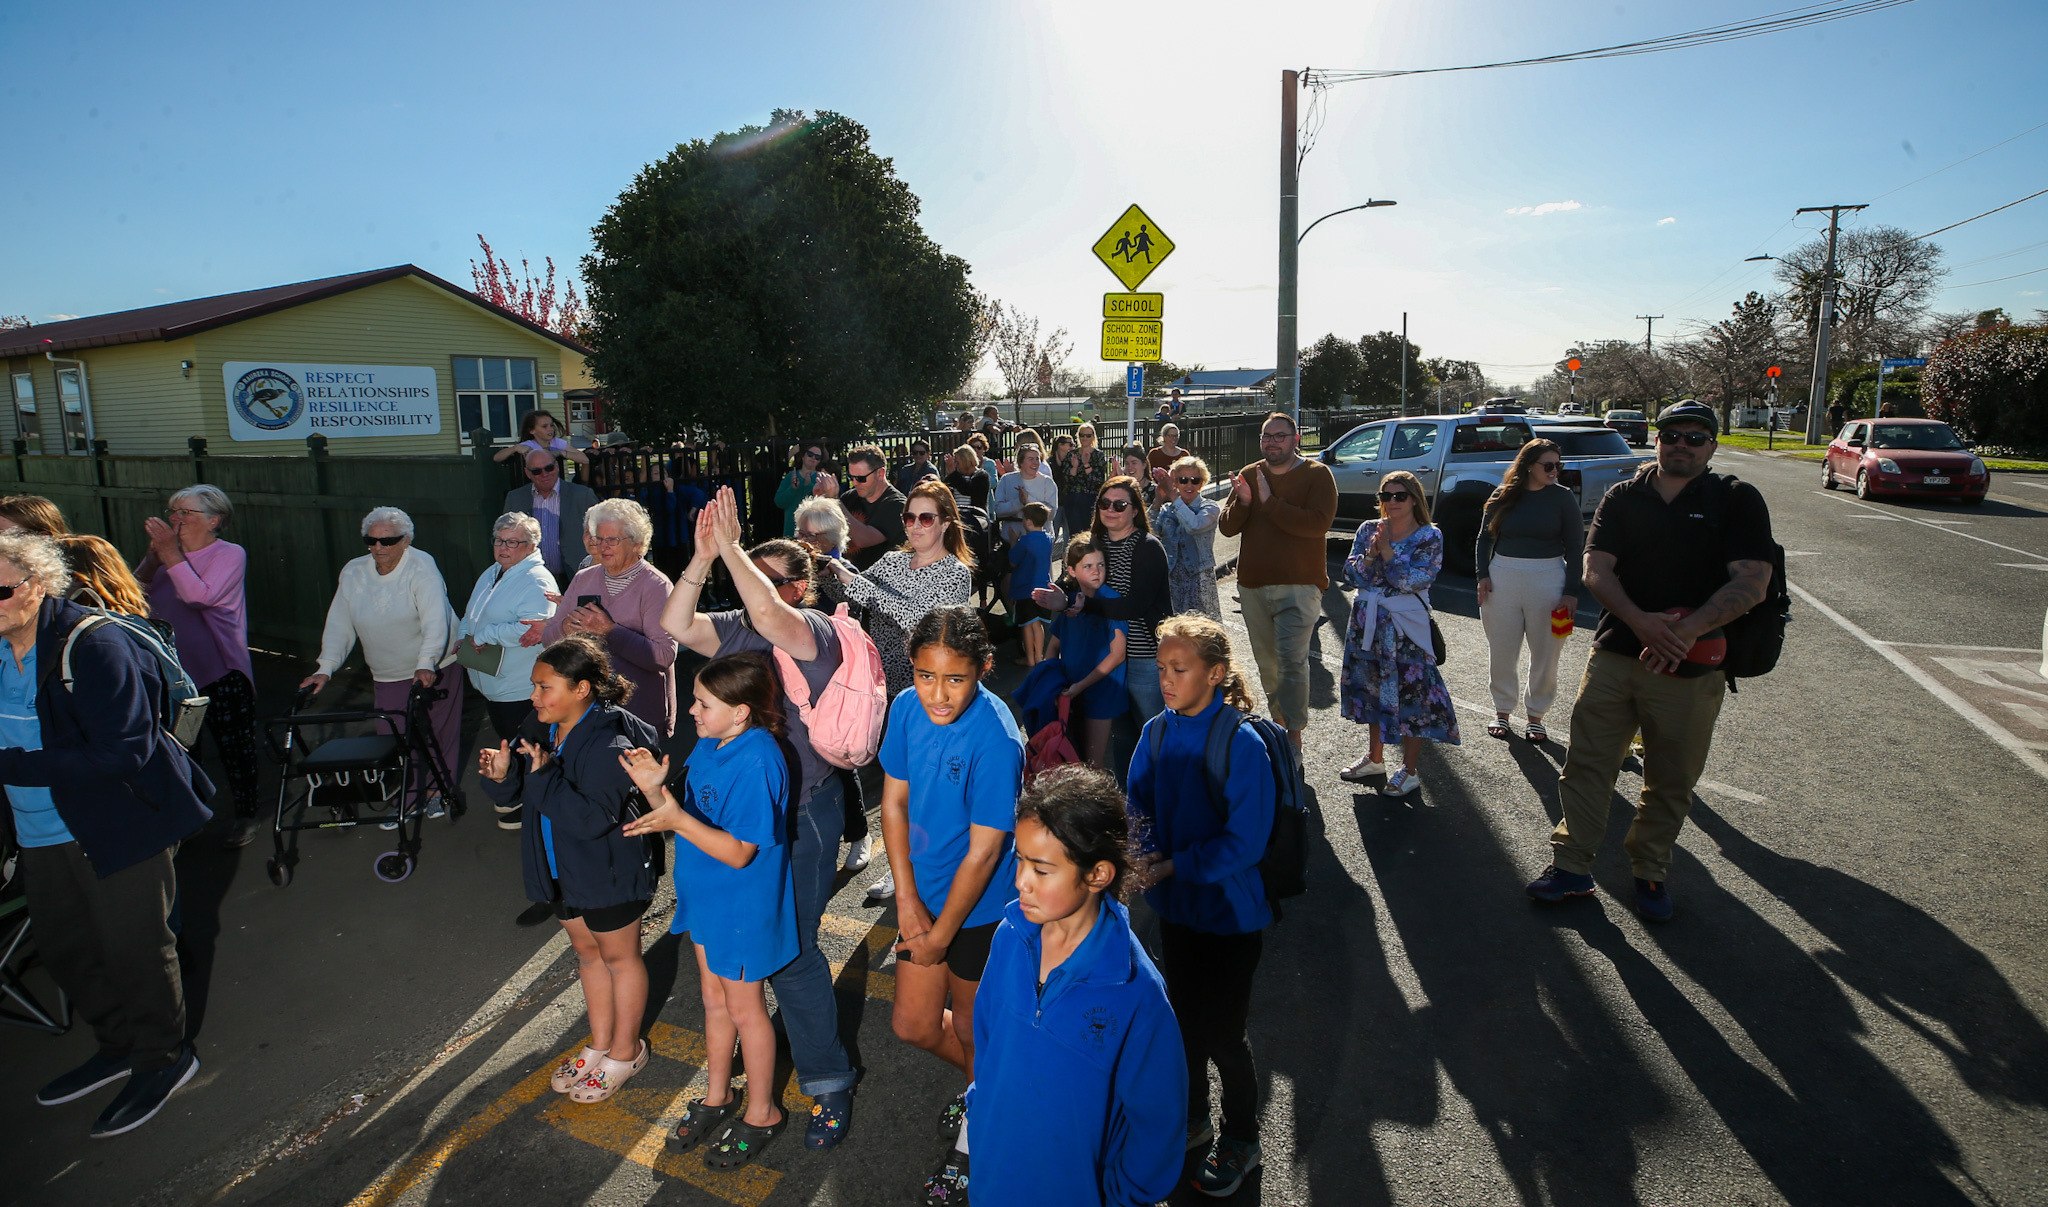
[
  {"xmin": 1152, "ymin": 496, "xmax": 1222, "ymax": 619},
  {"xmin": 1340, "ymin": 521, "xmax": 1461, "ymax": 744},
  {"xmin": 839, "ymin": 551, "xmax": 973, "ymax": 699}
]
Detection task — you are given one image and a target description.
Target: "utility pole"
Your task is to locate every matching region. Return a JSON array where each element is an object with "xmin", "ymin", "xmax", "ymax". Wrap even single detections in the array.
[
  {"xmin": 1796, "ymin": 203, "xmax": 1867, "ymax": 444},
  {"xmin": 1276, "ymin": 69, "xmax": 1300, "ymax": 425},
  {"xmin": 1399, "ymin": 311, "xmax": 1408, "ymax": 416},
  {"xmin": 1635, "ymin": 314, "xmax": 1663, "ymax": 353}
]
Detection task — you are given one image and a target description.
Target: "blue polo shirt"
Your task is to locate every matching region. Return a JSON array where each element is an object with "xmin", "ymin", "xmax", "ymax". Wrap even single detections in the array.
[
  {"xmin": 672, "ymin": 725, "xmax": 797, "ymax": 983},
  {"xmin": 1007, "ymin": 530, "xmax": 1053, "ymax": 601},
  {"xmin": 1049, "ymin": 585, "xmax": 1127, "ymax": 720},
  {"xmin": 0, "ymin": 646, "xmax": 71, "ymax": 847},
  {"xmin": 878, "ymin": 684, "xmax": 1025, "ymax": 929}
]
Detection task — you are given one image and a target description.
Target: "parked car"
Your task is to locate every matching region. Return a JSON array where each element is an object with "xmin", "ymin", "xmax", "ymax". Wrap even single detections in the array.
[
  {"xmin": 1821, "ymin": 418, "xmax": 1989, "ymax": 505},
  {"xmin": 1557, "ymin": 402, "xmax": 1586, "ymax": 417},
  {"xmin": 1320, "ymin": 414, "xmax": 1644, "ymax": 574},
  {"xmin": 1603, "ymin": 408, "xmax": 1649, "ymax": 446},
  {"xmin": 1478, "ymin": 398, "xmax": 1527, "ymax": 414}
]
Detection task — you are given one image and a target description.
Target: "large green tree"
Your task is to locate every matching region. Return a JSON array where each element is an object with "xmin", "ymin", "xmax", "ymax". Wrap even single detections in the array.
[{"xmin": 583, "ymin": 110, "xmax": 979, "ymax": 440}]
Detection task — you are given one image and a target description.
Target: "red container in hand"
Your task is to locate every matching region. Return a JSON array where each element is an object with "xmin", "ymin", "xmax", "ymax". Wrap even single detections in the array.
[{"xmin": 1551, "ymin": 604, "xmax": 1574, "ymax": 639}]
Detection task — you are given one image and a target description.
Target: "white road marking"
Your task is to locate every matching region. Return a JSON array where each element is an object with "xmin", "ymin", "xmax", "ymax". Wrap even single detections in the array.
[
  {"xmin": 1885, "ymin": 642, "xmax": 2042, "ymax": 653},
  {"xmin": 1813, "ymin": 491, "xmax": 2048, "ymax": 559},
  {"xmin": 1719, "ymin": 449, "xmax": 1758, "ymax": 458},
  {"xmin": 1785, "ymin": 551, "xmax": 1823, "ymax": 556},
  {"xmin": 1846, "ymin": 514, "xmax": 1902, "ymax": 520},
  {"xmin": 2000, "ymin": 563, "xmax": 2048, "ymax": 571},
  {"xmin": 2015, "ymin": 481, "xmax": 2048, "ymax": 491},
  {"xmin": 1789, "ymin": 581, "xmax": 2048, "ymax": 782}
]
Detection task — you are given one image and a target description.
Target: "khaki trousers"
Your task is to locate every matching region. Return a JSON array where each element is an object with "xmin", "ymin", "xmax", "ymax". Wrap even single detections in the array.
[
  {"xmin": 1237, "ymin": 582, "xmax": 1322, "ymax": 733},
  {"xmin": 1550, "ymin": 650, "xmax": 1725, "ymax": 882}
]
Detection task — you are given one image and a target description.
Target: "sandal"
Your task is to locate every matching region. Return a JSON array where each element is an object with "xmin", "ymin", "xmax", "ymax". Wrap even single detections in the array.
[
  {"xmin": 805, "ymin": 1087, "xmax": 856, "ymax": 1150},
  {"xmin": 705, "ymin": 1109, "xmax": 786, "ymax": 1169},
  {"xmin": 1486, "ymin": 716, "xmax": 1512, "ymax": 740},
  {"xmin": 549, "ymin": 1045, "xmax": 605, "ymax": 1095},
  {"xmin": 672, "ymin": 1095, "xmax": 740, "ymax": 1152},
  {"xmin": 569, "ymin": 1039, "xmax": 647, "ymax": 1104},
  {"xmin": 1526, "ymin": 720, "xmax": 1549, "ymax": 745}
]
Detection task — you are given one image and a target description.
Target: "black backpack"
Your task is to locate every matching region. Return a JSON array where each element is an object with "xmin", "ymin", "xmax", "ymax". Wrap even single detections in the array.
[
  {"xmin": 1699, "ymin": 472, "xmax": 1790, "ymax": 690},
  {"xmin": 1146, "ymin": 702, "xmax": 1309, "ymax": 910}
]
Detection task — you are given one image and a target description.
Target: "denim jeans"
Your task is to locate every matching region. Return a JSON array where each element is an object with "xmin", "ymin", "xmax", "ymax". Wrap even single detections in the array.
[
  {"xmin": 768, "ymin": 773, "xmax": 859, "ymax": 1095},
  {"xmin": 1125, "ymin": 655, "xmax": 1164, "ymax": 724}
]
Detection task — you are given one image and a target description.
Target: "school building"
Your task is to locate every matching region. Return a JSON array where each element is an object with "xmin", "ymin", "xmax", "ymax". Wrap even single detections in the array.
[{"xmin": 0, "ymin": 265, "xmax": 597, "ymax": 458}]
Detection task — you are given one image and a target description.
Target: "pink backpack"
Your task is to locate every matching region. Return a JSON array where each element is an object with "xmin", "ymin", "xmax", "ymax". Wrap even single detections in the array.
[
  {"xmin": 1025, "ymin": 695, "xmax": 1082, "ymax": 781},
  {"xmin": 772, "ymin": 604, "xmax": 887, "ymax": 769}
]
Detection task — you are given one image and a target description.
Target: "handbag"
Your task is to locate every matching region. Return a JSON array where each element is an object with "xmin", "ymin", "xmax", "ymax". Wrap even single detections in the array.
[
  {"xmin": 1429, "ymin": 616, "xmax": 1448, "ymax": 667},
  {"xmin": 455, "ymin": 639, "xmax": 505, "ymax": 676}
]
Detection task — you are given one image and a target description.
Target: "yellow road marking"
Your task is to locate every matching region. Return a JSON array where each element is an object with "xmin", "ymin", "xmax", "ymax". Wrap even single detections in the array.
[{"xmin": 343, "ymin": 1042, "xmax": 573, "ymax": 1207}]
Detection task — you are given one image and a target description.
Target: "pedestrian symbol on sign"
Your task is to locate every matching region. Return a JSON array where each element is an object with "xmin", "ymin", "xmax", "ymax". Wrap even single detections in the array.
[{"xmin": 1092, "ymin": 205, "xmax": 1174, "ymax": 291}]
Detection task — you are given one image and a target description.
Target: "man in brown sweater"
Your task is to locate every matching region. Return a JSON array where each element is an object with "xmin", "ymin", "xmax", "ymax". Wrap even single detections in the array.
[{"xmin": 1218, "ymin": 412, "xmax": 1339, "ymax": 746}]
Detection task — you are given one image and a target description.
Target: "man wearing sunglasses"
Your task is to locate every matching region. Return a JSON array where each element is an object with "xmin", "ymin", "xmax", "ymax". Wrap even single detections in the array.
[
  {"xmin": 894, "ymin": 442, "xmax": 940, "ymax": 496},
  {"xmin": 1528, "ymin": 401, "xmax": 1776, "ymax": 923},
  {"xmin": 824, "ymin": 446, "xmax": 907, "ymax": 571},
  {"xmin": 504, "ymin": 448, "xmax": 596, "ymax": 590}
]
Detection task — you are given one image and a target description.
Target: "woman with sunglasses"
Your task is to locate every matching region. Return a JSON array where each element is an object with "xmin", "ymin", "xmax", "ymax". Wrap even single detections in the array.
[
  {"xmin": 774, "ymin": 443, "xmax": 832, "ymax": 538},
  {"xmin": 826, "ymin": 480, "xmax": 974, "ymax": 701},
  {"xmin": 301, "ymin": 507, "xmax": 466, "ymax": 819},
  {"xmin": 1055, "ymin": 425, "xmax": 1109, "ymax": 539},
  {"xmin": 991, "ymin": 442, "xmax": 1058, "ymax": 548},
  {"xmin": 1476, "ymin": 439, "xmax": 1583, "ymax": 744},
  {"xmin": 1034, "ymin": 476, "xmax": 1173, "ymax": 724},
  {"xmin": 1338, "ymin": 472, "xmax": 1459, "ymax": 797},
  {"xmin": 1152, "ymin": 455, "xmax": 1222, "ymax": 619}
]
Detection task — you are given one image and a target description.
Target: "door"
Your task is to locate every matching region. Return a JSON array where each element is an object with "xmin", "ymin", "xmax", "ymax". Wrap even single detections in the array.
[
  {"xmin": 1380, "ymin": 420, "xmax": 1443, "ymax": 505},
  {"xmin": 1834, "ymin": 422, "xmax": 1863, "ymax": 477},
  {"xmin": 1323, "ymin": 422, "xmax": 1387, "ymax": 521}
]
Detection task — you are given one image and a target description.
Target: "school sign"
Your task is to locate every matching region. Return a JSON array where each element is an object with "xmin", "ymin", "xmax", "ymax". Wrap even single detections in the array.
[{"xmin": 224, "ymin": 361, "xmax": 442, "ymax": 442}]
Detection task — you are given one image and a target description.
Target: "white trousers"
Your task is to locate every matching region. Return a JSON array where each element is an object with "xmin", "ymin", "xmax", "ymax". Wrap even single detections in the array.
[{"xmin": 1480, "ymin": 554, "xmax": 1567, "ymax": 716}]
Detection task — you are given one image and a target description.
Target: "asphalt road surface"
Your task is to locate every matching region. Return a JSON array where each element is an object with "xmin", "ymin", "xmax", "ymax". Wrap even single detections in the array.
[{"xmin": 6, "ymin": 449, "xmax": 2045, "ymax": 1207}]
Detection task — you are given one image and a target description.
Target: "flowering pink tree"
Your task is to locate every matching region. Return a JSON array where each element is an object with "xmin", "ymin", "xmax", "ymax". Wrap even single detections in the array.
[{"xmin": 469, "ymin": 235, "xmax": 586, "ymax": 340}]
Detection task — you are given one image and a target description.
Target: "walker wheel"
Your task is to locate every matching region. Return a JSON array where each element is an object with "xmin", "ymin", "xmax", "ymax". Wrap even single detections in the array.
[
  {"xmin": 266, "ymin": 858, "xmax": 292, "ymax": 888},
  {"xmin": 373, "ymin": 851, "xmax": 415, "ymax": 883}
]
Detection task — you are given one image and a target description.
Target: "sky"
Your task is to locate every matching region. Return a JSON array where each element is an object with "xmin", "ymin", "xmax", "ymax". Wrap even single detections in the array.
[{"xmin": 4, "ymin": 0, "xmax": 2044, "ymax": 391}]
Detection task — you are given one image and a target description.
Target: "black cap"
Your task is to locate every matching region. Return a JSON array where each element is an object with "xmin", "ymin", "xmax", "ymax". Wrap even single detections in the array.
[{"xmin": 1654, "ymin": 400, "xmax": 1719, "ymax": 436}]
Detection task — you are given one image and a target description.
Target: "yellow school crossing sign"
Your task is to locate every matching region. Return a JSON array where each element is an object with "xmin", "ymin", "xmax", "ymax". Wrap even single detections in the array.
[{"xmin": 1092, "ymin": 204, "xmax": 1174, "ymax": 291}]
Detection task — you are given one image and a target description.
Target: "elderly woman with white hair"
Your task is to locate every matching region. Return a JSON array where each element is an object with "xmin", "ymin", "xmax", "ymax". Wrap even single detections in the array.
[
  {"xmin": 457, "ymin": 512, "xmax": 558, "ymax": 832},
  {"xmin": 792, "ymin": 495, "xmax": 856, "ymax": 614},
  {"xmin": 300, "ymin": 507, "xmax": 464, "ymax": 818},
  {"xmin": 543, "ymin": 498, "xmax": 678, "ymax": 738},
  {"xmin": 136, "ymin": 484, "xmax": 262, "ymax": 848}
]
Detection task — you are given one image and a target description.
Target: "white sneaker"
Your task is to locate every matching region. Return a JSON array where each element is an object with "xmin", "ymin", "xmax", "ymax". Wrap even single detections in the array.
[
  {"xmin": 841, "ymin": 835, "xmax": 873, "ymax": 872},
  {"xmin": 1339, "ymin": 755, "xmax": 1385, "ymax": 783},
  {"xmin": 865, "ymin": 869, "xmax": 895, "ymax": 902},
  {"xmin": 1382, "ymin": 767, "xmax": 1423, "ymax": 797}
]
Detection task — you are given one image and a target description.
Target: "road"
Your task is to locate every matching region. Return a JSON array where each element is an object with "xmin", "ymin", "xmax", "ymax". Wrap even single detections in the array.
[{"xmin": 5, "ymin": 450, "xmax": 2045, "ymax": 1207}]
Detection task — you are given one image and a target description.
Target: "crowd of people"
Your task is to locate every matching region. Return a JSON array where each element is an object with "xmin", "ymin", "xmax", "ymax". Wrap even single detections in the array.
[{"xmin": 1, "ymin": 398, "xmax": 1773, "ymax": 1204}]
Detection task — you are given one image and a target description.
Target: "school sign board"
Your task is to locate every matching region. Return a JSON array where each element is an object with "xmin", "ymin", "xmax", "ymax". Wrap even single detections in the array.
[{"xmin": 223, "ymin": 362, "xmax": 442, "ymax": 442}]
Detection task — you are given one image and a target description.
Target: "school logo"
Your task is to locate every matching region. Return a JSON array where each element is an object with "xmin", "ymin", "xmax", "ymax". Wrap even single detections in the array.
[
  {"xmin": 946, "ymin": 756, "xmax": 965, "ymax": 785},
  {"xmin": 1082, "ymin": 1005, "xmax": 1120, "ymax": 1050},
  {"xmin": 231, "ymin": 367, "xmax": 305, "ymax": 431},
  {"xmin": 697, "ymin": 786, "xmax": 720, "ymax": 810}
]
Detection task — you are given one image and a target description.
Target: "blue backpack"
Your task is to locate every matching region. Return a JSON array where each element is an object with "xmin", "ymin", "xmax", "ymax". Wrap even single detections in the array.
[{"xmin": 1146, "ymin": 702, "xmax": 1309, "ymax": 908}]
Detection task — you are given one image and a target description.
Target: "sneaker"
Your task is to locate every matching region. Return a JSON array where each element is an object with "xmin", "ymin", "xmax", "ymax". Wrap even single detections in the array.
[
  {"xmin": 37, "ymin": 1051, "xmax": 131, "ymax": 1106},
  {"xmin": 1634, "ymin": 878, "xmax": 1673, "ymax": 923},
  {"xmin": 497, "ymin": 807, "xmax": 523, "ymax": 831},
  {"xmin": 1192, "ymin": 1135, "xmax": 1262, "ymax": 1198},
  {"xmin": 841, "ymin": 834, "xmax": 873, "ymax": 873},
  {"xmin": 1526, "ymin": 865, "xmax": 1596, "ymax": 902},
  {"xmin": 222, "ymin": 817, "xmax": 263, "ymax": 850},
  {"xmin": 1338, "ymin": 756, "xmax": 1385, "ymax": 783},
  {"xmin": 377, "ymin": 817, "xmax": 400, "ymax": 831},
  {"xmin": 921, "ymin": 1148, "xmax": 969, "ymax": 1205},
  {"xmin": 865, "ymin": 869, "xmax": 895, "ymax": 903},
  {"xmin": 90, "ymin": 1045, "xmax": 197, "ymax": 1139},
  {"xmin": 1381, "ymin": 767, "xmax": 1422, "ymax": 797},
  {"xmin": 423, "ymin": 796, "xmax": 448, "ymax": 820},
  {"xmin": 1186, "ymin": 1116, "xmax": 1216, "ymax": 1152},
  {"xmin": 492, "ymin": 800, "xmax": 521, "ymax": 815}
]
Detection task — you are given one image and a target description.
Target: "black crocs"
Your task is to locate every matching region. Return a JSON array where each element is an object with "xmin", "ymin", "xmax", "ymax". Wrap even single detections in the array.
[
  {"xmin": 671, "ymin": 1096, "xmax": 739, "ymax": 1153},
  {"xmin": 705, "ymin": 1110, "xmax": 786, "ymax": 1170}
]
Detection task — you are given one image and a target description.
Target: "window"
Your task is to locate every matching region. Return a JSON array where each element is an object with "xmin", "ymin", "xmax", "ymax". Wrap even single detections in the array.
[
  {"xmin": 54, "ymin": 367, "xmax": 91, "ymax": 454},
  {"xmin": 10, "ymin": 373, "xmax": 39, "ymax": 455},
  {"xmin": 1550, "ymin": 430, "xmax": 1631, "ymax": 457},
  {"xmin": 1387, "ymin": 422, "xmax": 1440, "ymax": 461},
  {"xmin": 453, "ymin": 357, "xmax": 538, "ymax": 441},
  {"xmin": 1451, "ymin": 421, "xmax": 1533, "ymax": 455},
  {"xmin": 1326, "ymin": 423, "xmax": 1385, "ymax": 465}
]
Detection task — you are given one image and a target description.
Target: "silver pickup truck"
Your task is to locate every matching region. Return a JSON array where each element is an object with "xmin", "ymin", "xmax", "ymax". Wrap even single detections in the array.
[{"xmin": 1318, "ymin": 413, "xmax": 1646, "ymax": 575}]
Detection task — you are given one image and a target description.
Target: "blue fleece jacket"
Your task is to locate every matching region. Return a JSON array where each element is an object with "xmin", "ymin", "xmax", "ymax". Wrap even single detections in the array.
[
  {"xmin": 966, "ymin": 897, "xmax": 1186, "ymax": 1207},
  {"xmin": 479, "ymin": 701, "xmax": 663, "ymax": 909},
  {"xmin": 1126, "ymin": 692, "xmax": 1274, "ymax": 934}
]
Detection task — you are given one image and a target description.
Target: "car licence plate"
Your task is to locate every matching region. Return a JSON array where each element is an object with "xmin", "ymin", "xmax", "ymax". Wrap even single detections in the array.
[{"xmin": 1924, "ymin": 476, "xmax": 1950, "ymax": 485}]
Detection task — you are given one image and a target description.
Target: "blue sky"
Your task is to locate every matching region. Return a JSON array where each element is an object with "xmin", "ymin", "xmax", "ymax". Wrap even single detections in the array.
[{"xmin": 4, "ymin": 0, "xmax": 2043, "ymax": 389}]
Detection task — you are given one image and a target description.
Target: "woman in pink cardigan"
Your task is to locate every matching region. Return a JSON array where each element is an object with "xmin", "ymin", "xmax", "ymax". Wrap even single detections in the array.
[{"xmin": 543, "ymin": 499, "xmax": 678, "ymax": 738}]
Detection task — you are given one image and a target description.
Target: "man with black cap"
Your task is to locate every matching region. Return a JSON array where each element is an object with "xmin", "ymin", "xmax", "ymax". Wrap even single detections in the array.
[{"xmin": 1525, "ymin": 401, "xmax": 1776, "ymax": 922}]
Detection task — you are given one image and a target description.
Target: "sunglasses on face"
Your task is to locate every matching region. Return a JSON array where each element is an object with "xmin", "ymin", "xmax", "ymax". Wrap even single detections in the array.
[
  {"xmin": 766, "ymin": 574, "xmax": 806, "ymax": 587},
  {"xmin": 803, "ymin": 449, "xmax": 823, "ymax": 461},
  {"xmin": 1176, "ymin": 476, "xmax": 1202, "ymax": 486},
  {"xmin": 1098, "ymin": 497, "xmax": 1134, "ymax": 513},
  {"xmin": 1377, "ymin": 491, "xmax": 1412, "ymax": 503},
  {"xmin": 1535, "ymin": 460, "xmax": 1562, "ymax": 473},
  {"xmin": 905, "ymin": 511, "xmax": 943, "ymax": 528},
  {"xmin": 364, "ymin": 534, "xmax": 405, "ymax": 547},
  {"xmin": 848, "ymin": 469, "xmax": 878, "ymax": 483},
  {"xmin": 1658, "ymin": 429, "xmax": 1714, "ymax": 447},
  {"xmin": 0, "ymin": 578, "xmax": 29, "ymax": 600},
  {"xmin": 527, "ymin": 464, "xmax": 558, "ymax": 476}
]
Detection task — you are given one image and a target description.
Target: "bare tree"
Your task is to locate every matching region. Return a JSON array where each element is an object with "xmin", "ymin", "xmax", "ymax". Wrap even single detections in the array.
[
  {"xmin": 1774, "ymin": 225, "xmax": 1946, "ymax": 363},
  {"xmin": 988, "ymin": 302, "xmax": 1070, "ymax": 427},
  {"xmin": 1676, "ymin": 291, "xmax": 1791, "ymax": 430},
  {"xmin": 962, "ymin": 288, "xmax": 1000, "ymax": 391}
]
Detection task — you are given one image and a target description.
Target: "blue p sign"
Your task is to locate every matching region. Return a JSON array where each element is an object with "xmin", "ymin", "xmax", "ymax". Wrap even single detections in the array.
[{"xmin": 1125, "ymin": 365, "xmax": 1144, "ymax": 398}]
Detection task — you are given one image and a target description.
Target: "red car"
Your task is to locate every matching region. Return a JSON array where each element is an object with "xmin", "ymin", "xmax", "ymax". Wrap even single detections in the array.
[{"xmin": 1822, "ymin": 418, "xmax": 1990, "ymax": 504}]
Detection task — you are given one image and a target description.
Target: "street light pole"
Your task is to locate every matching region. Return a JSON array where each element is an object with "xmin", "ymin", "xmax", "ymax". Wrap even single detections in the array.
[
  {"xmin": 1793, "ymin": 204, "xmax": 1866, "ymax": 444},
  {"xmin": 1400, "ymin": 311, "xmax": 1409, "ymax": 417},
  {"xmin": 1277, "ymin": 69, "xmax": 1300, "ymax": 425}
]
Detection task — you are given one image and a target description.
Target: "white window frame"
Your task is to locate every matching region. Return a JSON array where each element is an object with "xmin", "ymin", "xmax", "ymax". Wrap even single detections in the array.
[{"xmin": 453, "ymin": 356, "xmax": 539, "ymax": 445}]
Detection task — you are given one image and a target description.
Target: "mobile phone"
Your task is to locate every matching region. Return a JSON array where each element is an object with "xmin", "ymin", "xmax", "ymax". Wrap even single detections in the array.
[{"xmin": 577, "ymin": 594, "xmax": 601, "ymax": 610}]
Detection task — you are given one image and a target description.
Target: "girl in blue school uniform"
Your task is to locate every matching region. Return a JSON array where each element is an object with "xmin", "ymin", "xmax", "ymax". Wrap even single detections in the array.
[
  {"xmin": 1045, "ymin": 533, "xmax": 1127, "ymax": 768},
  {"xmin": 921, "ymin": 763, "xmax": 1186, "ymax": 1207},
  {"xmin": 620, "ymin": 651, "xmax": 797, "ymax": 1171},
  {"xmin": 877, "ymin": 604, "xmax": 1027, "ymax": 1150},
  {"xmin": 1126, "ymin": 613, "xmax": 1278, "ymax": 1199}
]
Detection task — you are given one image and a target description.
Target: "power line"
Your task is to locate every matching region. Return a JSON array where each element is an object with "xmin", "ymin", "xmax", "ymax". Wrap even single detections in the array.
[
  {"xmin": 1303, "ymin": 0, "xmax": 1915, "ymax": 87},
  {"xmin": 1913, "ymin": 186, "xmax": 2048, "ymax": 241},
  {"xmin": 1867, "ymin": 117, "xmax": 2048, "ymax": 203},
  {"xmin": 1943, "ymin": 264, "xmax": 2048, "ymax": 291}
]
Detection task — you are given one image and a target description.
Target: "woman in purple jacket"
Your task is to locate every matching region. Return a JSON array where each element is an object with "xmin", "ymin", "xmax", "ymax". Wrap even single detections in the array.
[{"xmin": 543, "ymin": 498, "xmax": 679, "ymax": 739}]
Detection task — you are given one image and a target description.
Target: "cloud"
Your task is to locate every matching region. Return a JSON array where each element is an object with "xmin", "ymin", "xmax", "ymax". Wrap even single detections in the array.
[
  {"xmin": 1504, "ymin": 200, "xmax": 1582, "ymax": 216},
  {"xmin": 43, "ymin": 313, "xmax": 77, "ymax": 321},
  {"xmin": 1657, "ymin": 217, "xmax": 1677, "ymax": 226}
]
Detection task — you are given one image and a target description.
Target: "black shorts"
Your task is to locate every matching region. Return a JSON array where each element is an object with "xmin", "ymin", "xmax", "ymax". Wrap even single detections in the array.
[
  {"xmin": 1009, "ymin": 598, "xmax": 1046, "ymax": 626},
  {"xmin": 943, "ymin": 920, "xmax": 1000, "ymax": 981},
  {"xmin": 555, "ymin": 898, "xmax": 649, "ymax": 934}
]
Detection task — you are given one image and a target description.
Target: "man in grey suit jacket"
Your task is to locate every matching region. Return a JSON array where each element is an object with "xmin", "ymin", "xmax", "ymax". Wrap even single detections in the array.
[{"xmin": 504, "ymin": 447, "xmax": 598, "ymax": 588}]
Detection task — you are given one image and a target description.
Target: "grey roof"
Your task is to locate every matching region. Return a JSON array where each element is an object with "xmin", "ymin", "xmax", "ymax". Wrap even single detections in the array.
[{"xmin": 1168, "ymin": 369, "xmax": 1275, "ymax": 391}]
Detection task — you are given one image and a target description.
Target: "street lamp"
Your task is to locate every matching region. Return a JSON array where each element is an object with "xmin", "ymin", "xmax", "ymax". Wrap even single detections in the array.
[{"xmin": 1282, "ymin": 199, "xmax": 1398, "ymax": 425}]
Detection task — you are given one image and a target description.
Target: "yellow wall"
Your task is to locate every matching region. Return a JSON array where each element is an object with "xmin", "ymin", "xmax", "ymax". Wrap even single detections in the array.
[{"xmin": 14, "ymin": 274, "xmax": 575, "ymax": 457}]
